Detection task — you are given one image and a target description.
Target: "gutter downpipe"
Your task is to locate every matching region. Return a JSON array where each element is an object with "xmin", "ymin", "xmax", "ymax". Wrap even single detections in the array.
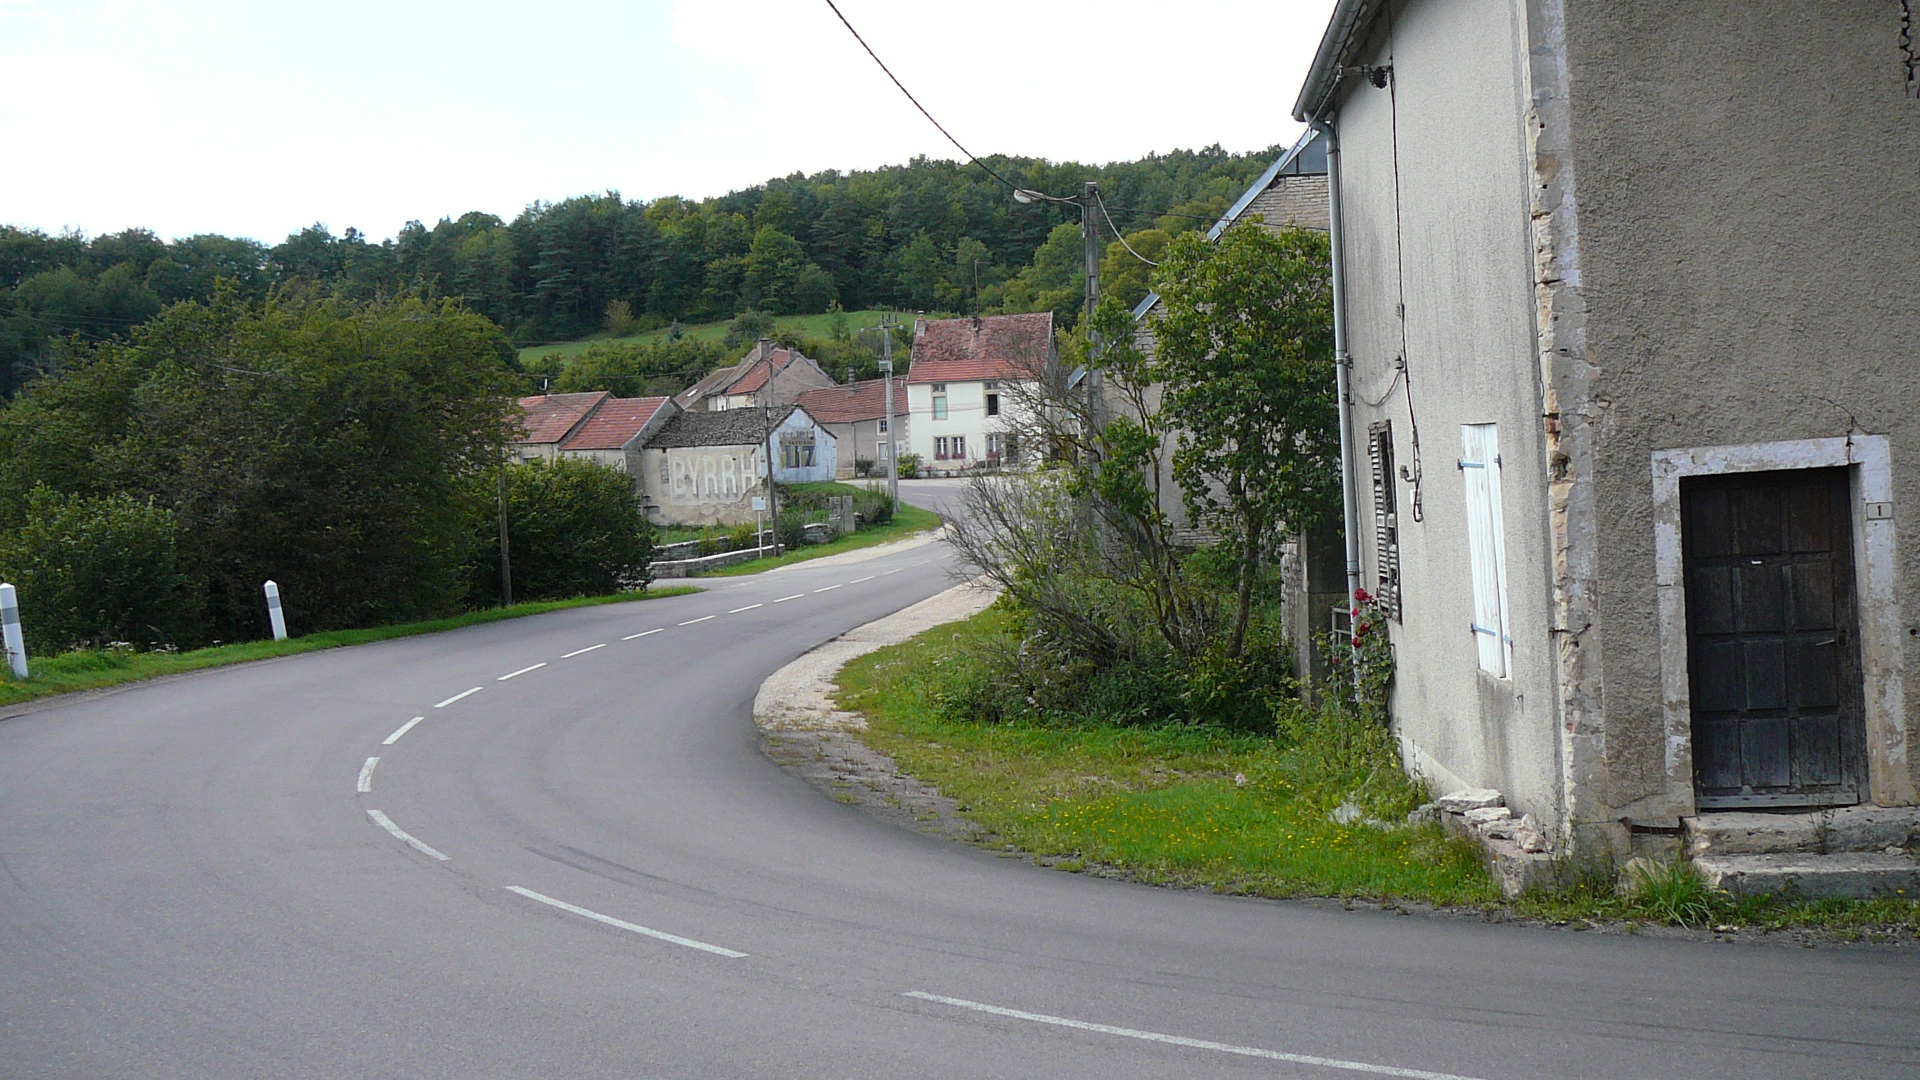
[{"xmin": 1311, "ymin": 114, "xmax": 1365, "ymax": 676}]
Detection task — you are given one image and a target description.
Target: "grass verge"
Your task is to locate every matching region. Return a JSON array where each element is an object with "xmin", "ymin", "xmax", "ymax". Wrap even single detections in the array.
[
  {"xmin": 0, "ymin": 586, "xmax": 701, "ymax": 710},
  {"xmin": 699, "ymin": 500, "xmax": 940, "ymax": 577},
  {"xmin": 835, "ymin": 606, "xmax": 1920, "ymax": 935}
]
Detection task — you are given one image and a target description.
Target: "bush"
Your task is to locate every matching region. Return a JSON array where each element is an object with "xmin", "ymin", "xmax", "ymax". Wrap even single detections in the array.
[
  {"xmin": 774, "ymin": 506, "xmax": 813, "ymax": 551},
  {"xmin": 854, "ymin": 457, "xmax": 875, "ymax": 478},
  {"xmin": 470, "ymin": 458, "xmax": 653, "ymax": 604},
  {"xmin": 856, "ymin": 484, "xmax": 895, "ymax": 527},
  {"xmin": 897, "ymin": 453, "xmax": 922, "ymax": 479},
  {"xmin": 727, "ymin": 523, "xmax": 758, "ymax": 551},
  {"xmin": 0, "ymin": 488, "xmax": 201, "ymax": 654}
]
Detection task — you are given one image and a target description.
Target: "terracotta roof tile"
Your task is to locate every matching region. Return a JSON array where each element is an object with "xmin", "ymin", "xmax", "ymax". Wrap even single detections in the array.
[
  {"xmin": 906, "ymin": 313, "xmax": 1053, "ymax": 384},
  {"xmin": 795, "ymin": 377, "xmax": 908, "ymax": 424},
  {"xmin": 515, "ymin": 391, "xmax": 610, "ymax": 444},
  {"xmin": 560, "ymin": 396, "xmax": 673, "ymax": 451}
]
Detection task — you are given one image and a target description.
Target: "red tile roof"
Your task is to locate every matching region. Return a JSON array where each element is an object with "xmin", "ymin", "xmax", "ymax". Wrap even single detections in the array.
[
  {"xmin": 515, "ymin": 391, "xmax": 610, "ymax": 444},
  {"xmin": 907, "ymin": 312, "xmax": 1054, "ymax": 384},
  {"xmin": 727, "ymin": 349, "xmax": 798, "ymax": 395},
  {"xmin": 560, "ymin": 396, "xmax": 673, "ymax": 450},
  {"xmin": 795, "ymin": 377, "xmax": 908, "ymax": 424}
]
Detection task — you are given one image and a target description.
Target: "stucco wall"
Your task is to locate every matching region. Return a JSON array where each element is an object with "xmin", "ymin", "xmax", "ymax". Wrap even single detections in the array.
[
  {"xmin": 644, "ymin": 445, "xmax": 766, "ymax": 528},
  {"xmin": 1333, "ymin": 0, "xmax": 1565, "ymax": 827},
  {"xmin": 1560, "ymin": 0, "xmax": 1920, "ymax": 817},
  {"xmin": 906, "ymin": 381, "xmax": 1027, "ymax": 473}
]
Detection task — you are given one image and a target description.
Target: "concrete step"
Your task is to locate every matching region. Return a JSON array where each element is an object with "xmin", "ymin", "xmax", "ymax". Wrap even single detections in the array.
[
  {"xmin": 1684, "ymin": 806, "xmax": 1920, "ymax": 857},
  {"xmin": 1692, "ymin": 852, "xmax": 1920, "ymax": 899}
]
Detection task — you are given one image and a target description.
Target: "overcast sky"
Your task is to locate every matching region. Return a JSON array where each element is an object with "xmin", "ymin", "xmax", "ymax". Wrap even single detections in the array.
[{"xmin": 0, "ymin": 1, "xmax": 1335, "ymax": 244}]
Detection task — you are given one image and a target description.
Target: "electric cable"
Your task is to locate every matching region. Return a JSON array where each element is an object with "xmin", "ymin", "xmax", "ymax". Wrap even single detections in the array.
[{"xmin": 1095, "ymin": 193, "xmax": 1159, "ymax": 267}]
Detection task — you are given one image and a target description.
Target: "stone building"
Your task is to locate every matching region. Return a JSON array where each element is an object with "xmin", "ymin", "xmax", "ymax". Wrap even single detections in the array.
[
  {"xmin": 639, "ymin": 404, "xmax": 837, "ymax": 527},
  {"xmin": 797, "ymin": 376, "xmax": 909, "ymax": 478},
  {"xmin": 673, "ymin": 339, "xmax": 836, "ymax": 413},
  {"xmin": 905, "ymin": 313, "xmax": 1052, "ymax": 474},
  {"xmin": 511, "ymin": 392, "xmax": 679, "ymax": 481},
  {"xmin": 1296, "ymin": 0, "xmax": 1919, "ymax": 877}
]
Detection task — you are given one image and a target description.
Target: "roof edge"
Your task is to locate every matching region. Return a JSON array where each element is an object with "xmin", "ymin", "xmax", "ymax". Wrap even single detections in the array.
[{"xmin": 1291, "ymin": 0, "xmax": 1382, "ymax": 122}]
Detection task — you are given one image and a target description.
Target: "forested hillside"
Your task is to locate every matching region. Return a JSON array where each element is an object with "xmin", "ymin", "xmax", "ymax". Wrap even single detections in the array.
[{"xmin": 0, "ymin": 145, "xmax": 1278, "ymax": 398}]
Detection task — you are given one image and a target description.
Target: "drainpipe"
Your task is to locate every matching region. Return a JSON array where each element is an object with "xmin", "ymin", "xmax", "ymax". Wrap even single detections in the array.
[{"xmin": 1311, "ymin": 116, "xmax": 1365, "ymax": 659}]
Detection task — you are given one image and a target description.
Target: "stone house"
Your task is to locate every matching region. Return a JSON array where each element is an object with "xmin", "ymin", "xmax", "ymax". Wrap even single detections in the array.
[
  {"xmin": 905, "ymin": 313, "xmax": 1052, "ymax": 474},
  {"xmin": 1295, "ymin": 0, "xmax": 1918, "ymax": 873},
  {"xmin": 511, "ymin": 392, "xmax": 679, "ymax": 481},
  {"xmin": 796, "ymin": 377, "xmax": 909, "ymax": 479},
  {"xmin": 639, "ymin": 404, "xmax": 837, "ymax": 527},
  {"xmin": 673, "ymin": 339, "xmax": 837, "ymax": 413}
]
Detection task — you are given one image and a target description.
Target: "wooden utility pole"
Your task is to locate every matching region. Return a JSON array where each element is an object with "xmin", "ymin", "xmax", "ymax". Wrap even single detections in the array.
[{"xmin": 497, "ymin": 465, "xmax": 514, "ymax": 606}]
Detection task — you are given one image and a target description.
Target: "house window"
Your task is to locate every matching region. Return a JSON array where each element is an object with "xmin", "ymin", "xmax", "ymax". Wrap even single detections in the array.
[
  {"xmin": 933, "ymin": 394, "xmax": 948, "ymax": 420},
  {"xmin": 934, "ymin": 436, "xmax": 949, "ymax": 460},
  {"xmin": 986, "ymin": 433, "xmax": 1005, "ymax": 462},
  {"xmin": 931, "ymin": 383, "xmax": 946, "ymax": 392},
  {"xmin": 878, "ymin": 417, "xmax": 888, "ymax": 433},
  {"xmin": 1368, "ymin": 421, "xmax": 1402, "ymax": 621},
  {"xmin": 1460, "ymin": 423, "xmax": 1511, "ymax": 677},
  {"xmin": 952, "ymin": 435, "xmax": 966, "ymax": 460},
  {"xmin": 985, "ymin": 392, "xmax": 999, "ymax": 416}
]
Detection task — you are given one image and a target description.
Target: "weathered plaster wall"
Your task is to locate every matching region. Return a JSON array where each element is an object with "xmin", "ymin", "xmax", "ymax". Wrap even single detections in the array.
[
  {"xmin": 1561, "ymin": 0, "xmax": 1920, "ymax": 818},
  {"xmin": 1333, "ymin": 0, "xmax": 1564, "ymax": 829},
  {"xmin": 644, "ymin": 445, "xmax": 766, "ymax": 528}
]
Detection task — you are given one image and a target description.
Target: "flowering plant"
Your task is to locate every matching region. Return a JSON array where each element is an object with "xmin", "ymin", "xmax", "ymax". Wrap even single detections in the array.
[{"xmin": 1320, "ymin": 587, "xmax": 1394, "ymax": 727}]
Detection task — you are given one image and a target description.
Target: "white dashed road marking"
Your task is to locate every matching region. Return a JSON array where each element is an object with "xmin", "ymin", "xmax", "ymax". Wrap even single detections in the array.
[
  {"xmin": 814, "ymin": 585, "xmax": 841, "ymax": 593},
  {"xmin": 678, "ymin": 616, "xmax": 715, "ymax": 626},
  {"xmin": 560, "ymin": 644, "xmax": 606, "ymax": 658},
  {"xmin": 382, "ymin": 716, "xmax": 424, "ymax": 745},
  {"xmin": 366, "ymin": 810, "xmax": 449, "ymax": 861},
  {"xmin": 434, "ymin": 687, "xmax": 482, "ymax": 708},
  {"xmin": 882, "ymin": 568, "xmax": 904, "ymax": 575},
  {"xmin": 850, "ymin": 576, "xmax": 874, "ymax": 583},
  {"xmin": 356, "ymin": 757, "xmax": 379, "ymax": 793},
  {"xmin": 773, "ymin": 594, "xmax": 804, "ymax": 603},
  {"xmin": 728, "ymin": 604, "xmax": 763, "ymax": 613},
  {"xmin": 504, "ymin": 886, "xmax": 747, "ymax": 958},
  {"xmin": 901, "ymin": 994, "xmax": 1490, "ymax": 1080},
  {"xmin": 497, "ymin": 663, "xmax": 547, "ymax": 681},
  {"xmin": 623, "ymin": 628, "xmax": 664, "ymax": 640}
]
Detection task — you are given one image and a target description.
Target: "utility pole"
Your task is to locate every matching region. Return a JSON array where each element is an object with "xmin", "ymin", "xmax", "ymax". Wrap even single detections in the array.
[
  {"xmin": 1081, "ymin": 180, "xmax": 1105, "ymax": 452},
  {"xmin": 762, "ymin": 380, "xmax": 781, "ymax": 556},
  {"xmin": 879, "ymin": 315, "xmax": 900, "ymax": 513},
  {"xmin": 497, "ymin": 464, "xmax": 513, "ymax": 606}
]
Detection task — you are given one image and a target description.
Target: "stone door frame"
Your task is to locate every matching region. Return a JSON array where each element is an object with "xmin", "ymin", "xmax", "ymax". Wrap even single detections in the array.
[{"xmin": 1652, "ymin": 434, "xmax": 1909, "ymax": 815}]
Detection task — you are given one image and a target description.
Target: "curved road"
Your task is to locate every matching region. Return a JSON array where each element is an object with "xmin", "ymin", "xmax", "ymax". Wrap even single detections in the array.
[{"xmin": 2, "ymin": 481, "xmax": 1916, "ymax": 1079}]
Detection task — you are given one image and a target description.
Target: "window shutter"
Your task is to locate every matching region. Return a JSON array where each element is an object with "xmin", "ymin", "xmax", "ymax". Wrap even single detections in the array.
[
  {"xmin": 1368, "ymin": 421, "xmax": 1402, "ymax": 621},
  {"xmin": 1460, "ymin": 423, "xmax": 1512, "ymax": 677}
]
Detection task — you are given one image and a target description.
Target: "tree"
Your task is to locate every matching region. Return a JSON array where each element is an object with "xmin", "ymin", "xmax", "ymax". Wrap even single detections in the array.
[
  {"xmin": 1152, "ymin": 223, "xmax": 1340, "ymax": 657},
  {"xmin": 0, "ymin": 488, "xmax": 200, "ymax": 653},
  {"xmin": 469, "ymin": 457, "xmax": 654, "ymax": 604}
]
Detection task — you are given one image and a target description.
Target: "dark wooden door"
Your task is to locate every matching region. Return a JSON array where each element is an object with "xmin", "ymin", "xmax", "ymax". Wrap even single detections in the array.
[{"xmin": 1682, "ymin": 467, "xmax": 1864, "ymax": 808}]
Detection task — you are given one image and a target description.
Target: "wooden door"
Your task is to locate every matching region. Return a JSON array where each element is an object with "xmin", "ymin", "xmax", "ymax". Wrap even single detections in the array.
[{"xmin": 1682, "ymin": 467, "xmax": 1864, "ymax": 808}]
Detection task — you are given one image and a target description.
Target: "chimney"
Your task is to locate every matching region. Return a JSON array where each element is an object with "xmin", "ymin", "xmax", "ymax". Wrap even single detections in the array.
[{"xmin": 913, "ymin": 317, "xmax": 927, "ymax": 338}]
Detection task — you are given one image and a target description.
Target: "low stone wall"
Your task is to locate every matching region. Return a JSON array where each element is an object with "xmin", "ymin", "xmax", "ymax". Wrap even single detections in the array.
[{"xmin": 652, "ymin": 546, "xmax": 771, "ymax": 578}]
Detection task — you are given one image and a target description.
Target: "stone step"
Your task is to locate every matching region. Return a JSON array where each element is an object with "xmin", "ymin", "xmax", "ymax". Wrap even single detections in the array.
[
  {"xmin": 1684, "ymin": 806, "xmax": 1920, "ymax": 857},
  {"xmin": 1692, "ymin": 852, "xmax": 1920, "ymax": 899}
]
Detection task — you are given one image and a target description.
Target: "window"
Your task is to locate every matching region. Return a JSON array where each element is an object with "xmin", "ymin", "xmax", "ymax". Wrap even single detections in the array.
[
  {"xmin": 780, "ymin": 434, "xmax": 816, "ymax": 469},
  {"xmin": 931, "ymin": 383, "xmax": 947, "ymax": 392},
  {"xmin": 985, "ymin": 392, "xmax": 999, "ymax": 416},
  {"xmin": 878, "ymin": 417, "xmax": 888, "ymax": 433},
  {"xmin": 933, "ymin": 395, "xmax": 948, "ymax": 420},
  {"xmin": 934, "ymin": 436, "xmax": 949, "ymax": 460},
  {"xmin": 1460, "ymin": 423, "xmax": 1511, "ymax": 677},
  {"xmin": 986, "ymin": 433, "xmax": 1003, "ymax": 460},
  {"xmin": 1368, "ymin": 421, "xmax": 1401, "ymax": 621},
  {"xmin": 952, "ymin": 435, "xmax": 966, "ymax": 459}
]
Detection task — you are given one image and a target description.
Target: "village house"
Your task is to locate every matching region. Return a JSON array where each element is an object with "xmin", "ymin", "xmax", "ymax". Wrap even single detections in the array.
[
  {"xmin": 673, "ymin": 338, "xmax": 836, "ymax": 413},
  {"xmin": 511, "ymin": 392, "xmax": 679, "ymax": 481},
  {"xmin": 1296, "ymin": 0, "xmax": 1919, "ymax": 884},
  {"xmin": 796, "ymin": 376, "xmax": 909, "ymax": 479},
  {"xmin": 905, "ymin": 313, "xmax": 1051, "ymax": 475},
  {"xmin": 639, "ymin": 404, "xmax": 836, "ymax": 527}
]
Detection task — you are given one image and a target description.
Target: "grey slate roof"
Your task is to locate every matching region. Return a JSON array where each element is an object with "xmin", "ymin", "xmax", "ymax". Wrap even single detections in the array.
[{"xmin": 644, "ymin": 405, "xmax": 796, "ymax": 449}]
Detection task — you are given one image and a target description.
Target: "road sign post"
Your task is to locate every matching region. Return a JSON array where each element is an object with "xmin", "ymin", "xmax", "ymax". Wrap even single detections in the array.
[{"xmin": 264, "ymin": 580, "xmax": 288, "ymax": 641}]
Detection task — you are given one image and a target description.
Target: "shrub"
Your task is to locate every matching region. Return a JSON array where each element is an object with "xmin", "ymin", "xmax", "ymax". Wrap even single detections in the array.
[
  {"xmin": 897, "ymin": 453, "xmax": 922, "ymax": 479},
  {"xmin": 470, "ymin": 458, "xmax": 653, "ymax": 604},
  {"xmin": 0, "ymin": 487, "xmax": 201, "ymax": 654},
  {"xmin": 854, "ymin": 457, "xmax": 875, "ymax": 478},
  {"xmin": 727, "ymin": 523, "xmax": 758, "ymax": 551}
]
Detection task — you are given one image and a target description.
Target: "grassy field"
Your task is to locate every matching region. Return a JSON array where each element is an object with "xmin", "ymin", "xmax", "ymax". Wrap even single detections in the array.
[
  {"xmin": 0, "ymin": 586, "xmax": 700, "ymax": 710},
  {"xmin": 518, "ymin": 309, "xmax": 917, "ymax": 365},
  {"xmin": 835, "ymin": 606, "xmax": 1920, "ymax": 935}
]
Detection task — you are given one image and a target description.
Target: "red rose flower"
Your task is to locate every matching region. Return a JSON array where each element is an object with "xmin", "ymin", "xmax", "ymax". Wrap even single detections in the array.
[{"xmin": 1353, "ymin": 587, "xmax": 1372, "ymax": 603}]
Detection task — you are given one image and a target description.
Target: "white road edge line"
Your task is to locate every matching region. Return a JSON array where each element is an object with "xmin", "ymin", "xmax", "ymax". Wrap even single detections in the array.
[
  {"xmin": 382, "ymin": 716, "xmax": 424, "ymax": 745},
  {"xmin": 678, "ymin": 615, "xmax": 715, "ymax": 626},
  {"xmin": 900, "ymin": 993, "xmax": 1489, "ymax": 1080},
  {"xmin": 434, "ymin": 686, "xmax": 482, "ymax": 708},
  {"xmin": 882, "ymin": 568, "xmax": 904, "ymax": 575},
  {"xmin": 504, "ymin": 886, "xmax": 747, "ymax": 958},
  {"xmin": 728, "ymin": 604, "xmax": 763, "ymax": 613},
  {"xmin": 497, "ymin": 662, "xmax": 547, "ymax": 681},
  {"xmin": 814, "ymin": 584, "xmax": 842, "ymax": 593},
  {"xmin": 849, "ymin": 575, "xmax": 874, "ymax": 583},
  {"xmin": 772, "ymin": 593, "xmax": 804, "ymax": 603},
  {"xmin": 623, "ymin": 628, "xmax": 664, "ymax": 640},
  {"xmin": 366, "ymin": 810, "xmax": 449, "ymax": 861},
  {"xmin": 356, "ymin": 757, "xmax": 379, "ymax": 793},
  {"xmin": 560, "ymin": 644, "xmax": 607, "ymax": 658}
]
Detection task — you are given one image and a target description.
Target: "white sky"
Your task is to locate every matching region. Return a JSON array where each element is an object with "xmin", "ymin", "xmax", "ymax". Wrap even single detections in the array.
[{"xmin": 0, "ymin": 1, "xmax": 1335, "ymax": 244}]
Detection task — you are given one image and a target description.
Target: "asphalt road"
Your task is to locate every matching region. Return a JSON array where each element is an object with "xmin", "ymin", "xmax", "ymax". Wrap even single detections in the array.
[{"xmin": 1, "ymin": 479, "xmax": 1916, "ymax": 1080}]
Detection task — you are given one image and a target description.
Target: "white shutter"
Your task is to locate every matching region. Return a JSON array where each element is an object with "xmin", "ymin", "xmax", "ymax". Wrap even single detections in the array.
[{"xmin": 1460, "ymin": 423, "xmax": 1511, "ymax": 677}]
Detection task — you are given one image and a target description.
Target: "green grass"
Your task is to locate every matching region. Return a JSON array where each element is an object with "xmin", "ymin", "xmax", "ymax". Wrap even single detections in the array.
[
  {"xmin": 0, "ymin": 586, "xmax": 701, "ymax": 709},
  {"xmin": 833, "ymin": 607, "xmax": 1497, "ymax": 904},
  {"xmin": 834, "ymin": 606, "xmax": 1920, "ymax": 933},
  {"xmin": 700, "ymin": 499, "xmax": 940, "ymax": 576},
  {"xmin": 518, "ymin": 309, "xmax": 916, "ymax": 365}
]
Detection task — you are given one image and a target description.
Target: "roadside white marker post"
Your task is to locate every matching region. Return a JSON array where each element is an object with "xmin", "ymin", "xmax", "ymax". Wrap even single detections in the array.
[
  {"xmin": 0, "ymin": 583, "xmax": 28, "ymax": 679},
  {"xmin": 263, "ymin": 579, "xmax": 288, "ymax": 641}
]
